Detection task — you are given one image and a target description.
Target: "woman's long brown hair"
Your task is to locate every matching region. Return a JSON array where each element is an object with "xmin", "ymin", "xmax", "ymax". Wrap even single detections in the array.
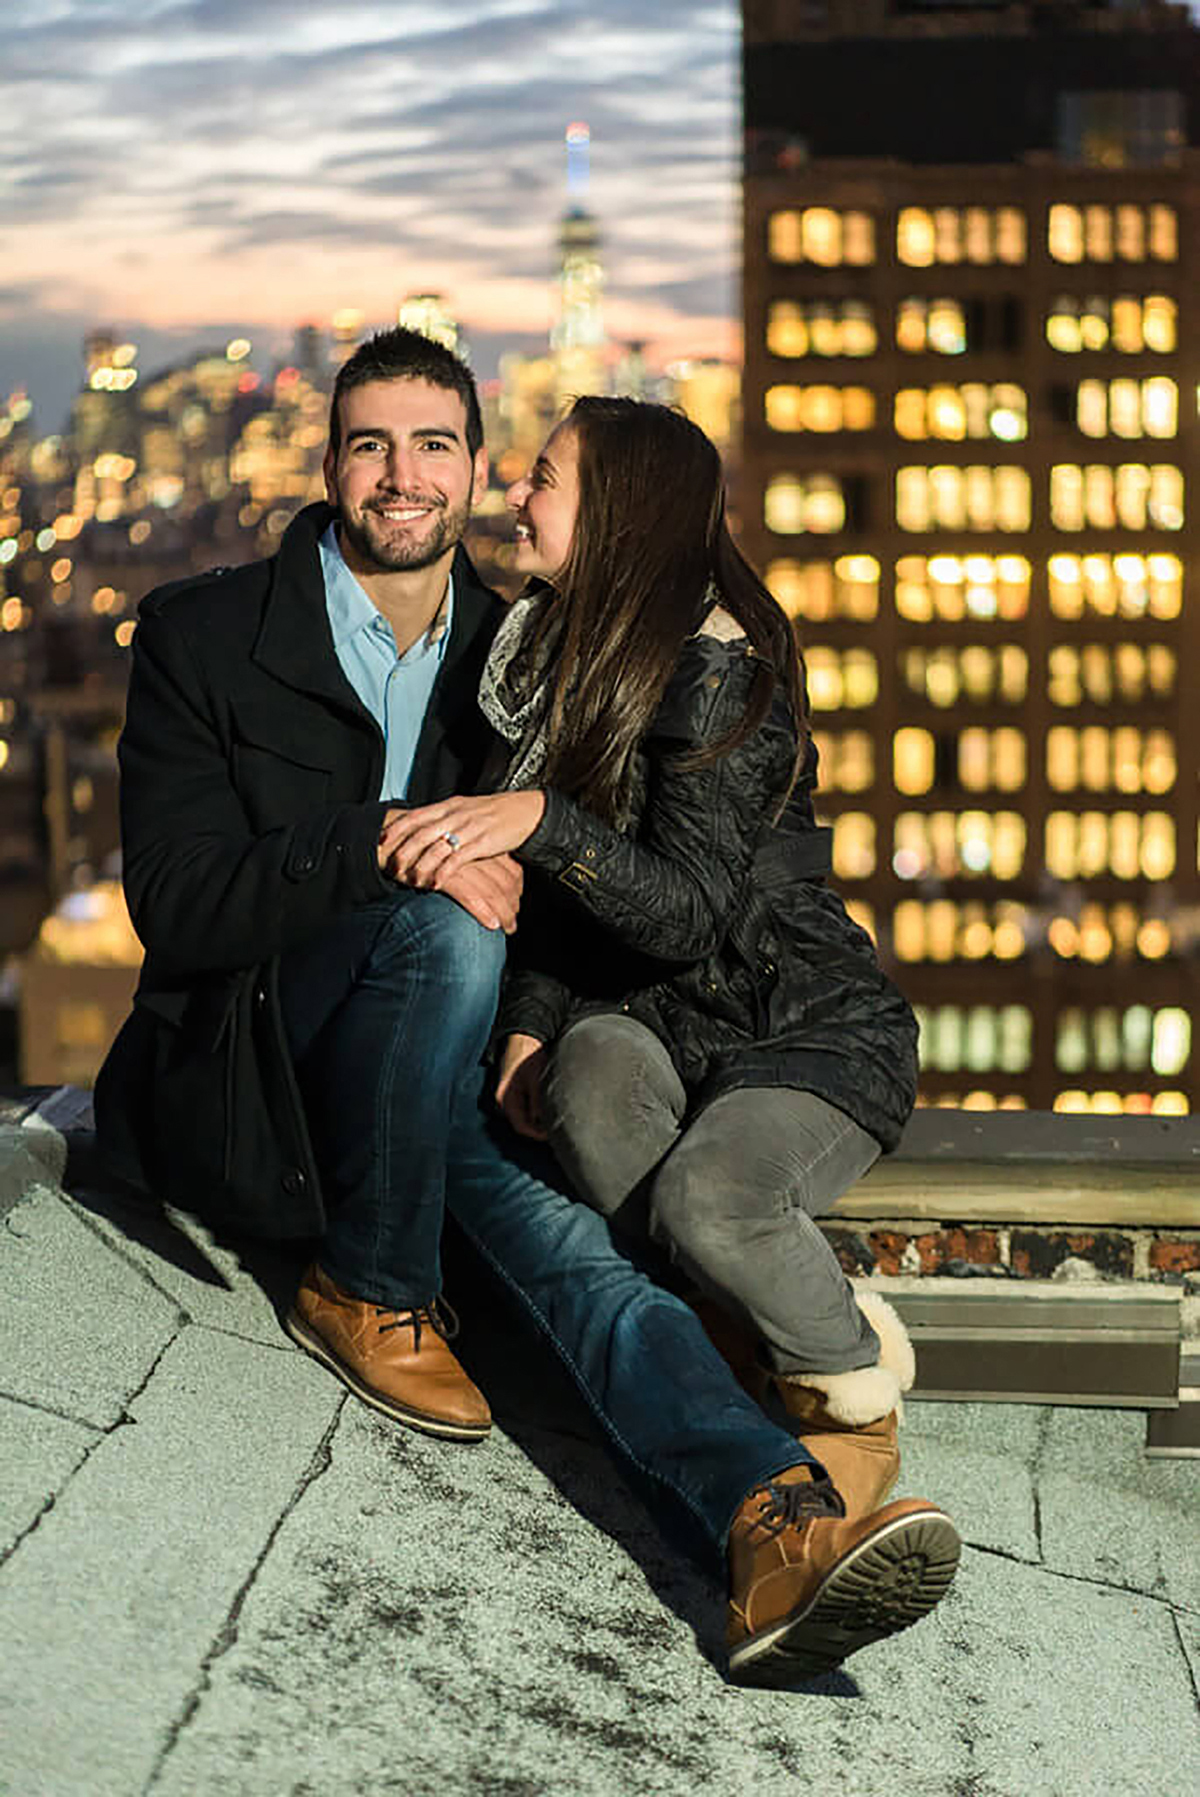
[{"xmin": 536, "ymin": 396, "xmax": 808, "ymax": 825}]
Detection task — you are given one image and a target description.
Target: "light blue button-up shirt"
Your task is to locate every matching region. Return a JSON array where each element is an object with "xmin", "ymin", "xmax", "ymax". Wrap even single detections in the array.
[{"xmin": 319, "ymin": 521, "xmax": 453, "ymax": 802}]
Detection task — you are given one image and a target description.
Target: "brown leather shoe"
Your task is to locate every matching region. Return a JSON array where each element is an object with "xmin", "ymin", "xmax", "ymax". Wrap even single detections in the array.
[
  {"xmin": 727, "ymin": 1466, "xmax": 960, "ymax": 1680},
  {"xmin": 286, "ymin": 1262, "xmax": 491, "ymax": 1441},
  {"xmin": 777, "ymin": 1384, "xmax": 900, "ymax": 1520}
]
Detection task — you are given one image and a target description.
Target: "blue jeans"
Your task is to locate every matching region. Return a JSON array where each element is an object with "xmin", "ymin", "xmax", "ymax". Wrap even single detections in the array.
[{"xmin": 279, "ymin": 889, "xmax": 816, "ymax": 1561}]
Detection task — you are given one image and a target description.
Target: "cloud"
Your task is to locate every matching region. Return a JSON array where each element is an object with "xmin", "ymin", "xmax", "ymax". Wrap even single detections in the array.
[{"xmin": 1, "ymin": 0, "xmax": 741, "ymax": 422}]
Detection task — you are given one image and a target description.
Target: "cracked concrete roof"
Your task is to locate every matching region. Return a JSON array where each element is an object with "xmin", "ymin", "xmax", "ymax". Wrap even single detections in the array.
[{"xmin": 1, "ymin": 1112, "xmax": 1198, "ymax": 1797}]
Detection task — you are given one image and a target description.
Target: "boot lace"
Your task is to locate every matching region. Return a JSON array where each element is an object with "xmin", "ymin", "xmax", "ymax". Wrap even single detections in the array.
[
  {"xmin": 754, "ymin": 1474, "xmax": 844, "ymax": 1534},
  {"xmin": 374, "ymin": 1295, "xmax": 461, "ymax": 1351}
]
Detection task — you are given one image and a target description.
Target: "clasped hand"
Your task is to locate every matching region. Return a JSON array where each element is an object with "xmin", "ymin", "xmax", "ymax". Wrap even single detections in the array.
[
  {"xmin": 380, "ymin": 790, "xmax": 546, "ymax": 888},
  {"xmin": 376, "ymin": 791, "xmax": 545, "ymax": 934}
]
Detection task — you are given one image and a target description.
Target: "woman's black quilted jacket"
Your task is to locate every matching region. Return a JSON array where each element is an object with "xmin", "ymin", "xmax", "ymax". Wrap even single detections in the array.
[{"xmin": 499, "ymin": 629, "xmax": 918, "ymax": 1152}]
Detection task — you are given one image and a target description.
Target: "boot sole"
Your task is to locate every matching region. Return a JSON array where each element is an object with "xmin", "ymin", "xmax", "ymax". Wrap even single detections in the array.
[
  {"xmin": 285, "ymin": 1310, "xmax": 491, "ymax": 1441},
  {"xmin": 728, "ymin": 1506, "xmax": 961, "ymax": 1680}
]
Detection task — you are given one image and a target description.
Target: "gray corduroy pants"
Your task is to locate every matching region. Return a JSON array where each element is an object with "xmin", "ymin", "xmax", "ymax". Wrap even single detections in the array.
[{"xmin": 542, "ymin": 1013, "xmax": 883, "ymax": 1376}]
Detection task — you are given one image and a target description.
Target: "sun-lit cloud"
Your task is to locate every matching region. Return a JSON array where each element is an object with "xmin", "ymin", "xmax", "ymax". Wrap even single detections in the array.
[{"xmin": 2, "ymin": 0, "xmax": 740, "ymax": 427}]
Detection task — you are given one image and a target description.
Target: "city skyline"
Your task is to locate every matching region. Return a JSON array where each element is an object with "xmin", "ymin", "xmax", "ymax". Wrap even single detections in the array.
[{"xmin": 3, "ymin": 0, "xmax": 742, "ymax": 433}]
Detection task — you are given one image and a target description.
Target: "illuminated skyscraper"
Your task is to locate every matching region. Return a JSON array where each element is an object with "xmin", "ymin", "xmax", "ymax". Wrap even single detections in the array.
[
  {"xmin": 742, "ymin": 0, "xmax": 1199, "ymax": 1113},
  {"xmin": 553, "ymin": 122, "xmax": 607, "ymax": 409},
  {"xmin": 398, "ymin": 293, "xmax": 461, "ymax": 353}
]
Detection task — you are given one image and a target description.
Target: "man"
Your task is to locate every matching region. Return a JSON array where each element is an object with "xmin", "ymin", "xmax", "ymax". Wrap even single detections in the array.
[{"xmin": 97, "ymin": 328, "xmax": 960, "ymax": 1679}]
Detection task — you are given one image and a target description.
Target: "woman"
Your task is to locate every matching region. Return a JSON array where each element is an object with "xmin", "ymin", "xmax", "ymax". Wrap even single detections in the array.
[{"xmin": 381, "ymin": 397, "xmax": 921, "ymax": 1521}]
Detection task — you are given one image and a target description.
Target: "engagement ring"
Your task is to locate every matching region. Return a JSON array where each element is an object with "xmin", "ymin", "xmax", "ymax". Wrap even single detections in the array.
[{"xmin": 444, "ymin": 832, "xmax": 461, "ymax": 848}]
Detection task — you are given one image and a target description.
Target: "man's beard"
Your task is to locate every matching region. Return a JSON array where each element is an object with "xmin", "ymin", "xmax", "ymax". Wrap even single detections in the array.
[{"xmin": 339, "ymin": 493, "xmax": 471, "ymax": 573}]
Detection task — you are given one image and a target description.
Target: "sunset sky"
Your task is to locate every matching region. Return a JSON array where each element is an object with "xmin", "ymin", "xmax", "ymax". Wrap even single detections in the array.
[{"xmin": 3, "ymin": 0, "xmax": 742, "ymax": 432}]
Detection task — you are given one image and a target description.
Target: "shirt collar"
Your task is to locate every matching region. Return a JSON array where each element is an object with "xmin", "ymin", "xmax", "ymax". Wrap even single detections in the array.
[{"xmin": 319, "ymin": 520, "xmax": 453, "ymax": 651}]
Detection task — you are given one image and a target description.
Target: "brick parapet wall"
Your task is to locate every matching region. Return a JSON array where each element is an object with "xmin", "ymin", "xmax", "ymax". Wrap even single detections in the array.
[{"xmin": 821, "ymin": 1220, "xmax": 1200, "ymax": 1285}]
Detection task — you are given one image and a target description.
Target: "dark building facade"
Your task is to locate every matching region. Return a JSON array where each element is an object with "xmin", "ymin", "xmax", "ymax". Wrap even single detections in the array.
[{"xmin": 742, "ymin": 0, "xmax": 1199, "ymax": 1114}]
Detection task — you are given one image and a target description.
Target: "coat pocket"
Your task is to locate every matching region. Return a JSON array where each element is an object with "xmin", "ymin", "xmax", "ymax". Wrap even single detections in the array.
[
  {"xmin": 153, "ymin": 969, "xmax": 322, "ymax": 1239},
  {"xmin": 230, "ymin": 698, "xmax": 336, "ymax": 831}
]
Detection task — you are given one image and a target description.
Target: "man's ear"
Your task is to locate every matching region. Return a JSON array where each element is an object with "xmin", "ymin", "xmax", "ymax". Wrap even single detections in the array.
[
  {"xmin": 322, "ymin": 444, "xmax": 337, "ymax": 506},
  {"xmin": 471, "ymin": 447, "xmax": 489, "ymax": 506}
]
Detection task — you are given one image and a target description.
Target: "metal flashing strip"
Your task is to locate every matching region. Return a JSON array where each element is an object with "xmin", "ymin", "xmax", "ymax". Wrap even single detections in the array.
[
  {"xmin": 860, "ymin": 1279, "xmax": 1183, "ymax": 1410},
  {"xmin": 841, "ymin": 1111, "xmax": 1200, "ymax": 1229},
  {"xmin": 1145, "ymin": 1392, "xmax": 1200, "ymax": 1459}
]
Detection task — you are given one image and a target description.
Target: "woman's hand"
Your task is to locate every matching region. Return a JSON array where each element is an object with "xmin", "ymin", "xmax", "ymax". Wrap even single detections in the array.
[
  {"xmin": 379, "ymin": 791, "xmax": 546, "ymax": 889},
  {"xmin": 494, "ymin": 1033, "xmax": 550, "ymax": 1140}
]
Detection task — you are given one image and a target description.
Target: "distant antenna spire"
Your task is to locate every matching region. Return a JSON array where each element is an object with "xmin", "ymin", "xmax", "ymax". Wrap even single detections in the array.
[{"xmin": 565, "ymin": 121, "xmax": 590, "ymax": 201}]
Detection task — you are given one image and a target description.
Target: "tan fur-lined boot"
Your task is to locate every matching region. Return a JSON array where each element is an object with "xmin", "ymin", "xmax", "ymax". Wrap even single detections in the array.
[{"xmin": 775, "ymin": 1292, "xmax": 916, "ymax": 1522}]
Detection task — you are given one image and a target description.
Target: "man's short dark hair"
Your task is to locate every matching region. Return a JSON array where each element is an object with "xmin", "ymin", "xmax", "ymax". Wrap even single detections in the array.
[{"xmin": 328, "ymin": 327, "xmax": 484, "ymax": 461}]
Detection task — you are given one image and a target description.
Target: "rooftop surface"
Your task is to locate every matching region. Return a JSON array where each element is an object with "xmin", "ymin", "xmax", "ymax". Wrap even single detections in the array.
[{"xmin": 1, "ymin": 1109, "xmax": 1197, "ymax": 1797}]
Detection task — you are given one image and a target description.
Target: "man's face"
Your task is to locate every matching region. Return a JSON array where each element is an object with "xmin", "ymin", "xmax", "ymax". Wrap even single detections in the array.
[{"xmin": 323, "ymin": 378, "xmax": 487, "ymax": 574}]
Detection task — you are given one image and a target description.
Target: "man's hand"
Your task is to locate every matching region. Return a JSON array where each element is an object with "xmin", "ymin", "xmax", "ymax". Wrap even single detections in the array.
[
  {"xmin": 379, "ymin": 791, "xmax": 546, "ymax": 889},
  {"xmin": 436, "ymin": 856, "xmax": 524, "ymax": 933},
  {"xmin": 495, "ymin": 1032, "xmax": 549, "ymax": 1138},
  {"xmin": 382, "ymin": 804, "xmax": 523, "ymax": 931}
]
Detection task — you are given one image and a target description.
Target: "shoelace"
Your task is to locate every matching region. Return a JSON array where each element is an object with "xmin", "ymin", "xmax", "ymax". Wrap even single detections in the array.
[
  {"xmin": 754, "ymin": 1474, "xmax": 844, "ymax": 1534},
  {"xmin": 374, "ymin": 1295, "xmax": 461, "ymax": 1350}
]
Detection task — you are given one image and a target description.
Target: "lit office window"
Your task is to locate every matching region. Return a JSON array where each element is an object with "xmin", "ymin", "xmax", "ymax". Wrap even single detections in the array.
[
  {"xmin": 895, "ymin": 554, "xmax": 1029, "ymax": 623},
  {"xmin": 805, "ymin": 647, "xmax": 879, "ymax": 711},
  {"xmin": 1046, "ymin": 727, "xmax": 1176, "ymax": 794},
  {"xmin": 1116, "ymin": 204, "xmax": 1145, "ymax": 260},
  {"xmin": 769, "ymin": 208, "xmax": 875, "ymax": 266},
  {"xmin": 894, "ymin": 384, "xmax": 1027, "ymax": 442},
  {"xmin": 901, "ymin": 645, "xmax": 1028, "ymax": 707},
  {"xmin": 767, "ymin": 556, "xmax": 879, "ymax": 622},
  {"xmin": 897, "ymin": 466, "xmax": 1030, "ymax": 532},
  {"xmin": 765, "ymin": 385, "xmax": 876, "ymax": 433},
  {"xmin": 767, "ymin": 211, "xmax": 804, "ymax": 262},
  {"xmin": 1050, "ymin": 464, "xmax": 1183, "ymax": 530},
  {"xmin": 1149, "ymin": 204, "xmax": 1178, "ymax": 259},
  {"xmin": 1050, "ymin": 904, "xmax": 1172, "ymax": 964},
  {"xmin": 811, "ymin": 730, "xmax": 874, "ymax": 793},
  {"xmin": 767, "ymin": 301, "xmax": 809, "ymax": 358},
  {"xmin": 1074, "ymin": 378, "xmax": 1178, "ymax": 439},
  {"xmin": 1049, "ymin": 204, "xmax": 1175, "ymax": 264},
  {"xmin": 1047, "ymin": 643, "xmax": 1176, "ymax": 706},
  {"xmin": 764, "ymin": 474, "xmax": 846, "ymax": 535},
  {"xmin": 1045, "ymin": 811, "xmax": 1175, "ymax": 879},
  {"xmin": 893, "ymin": 728, "xmax": 935, "ymax": 796},
  {"xmin": 1055, "ymin": 1089, "xmax": 1190, "ymax": 1115},
  {"xmin": 1055, "ymin": 1008, "xmax": 1190, "ymax": 1077},
  {"xmin": 893, "ymin": 900, "xmax": 1027, "ymax": 964},
  {"xmin": 897, "ymin": 208, "xmax": 936, "ymax": 267},
  {"xmin": 893, "ymin": 811, "xmax": 1026, "ymax": 880},
  {"xmin": 896, "ymin": 297, "xmax": 967, "ymax": 355},
  {"xmin": 899, "ymin": 207, "xmax": 1025, "ymax": 266},
  {"xmin": 1143, "ymin": 295, "xmax": 1177, "ymax": 350},
  {"xmin": 958, "ymin": 727, "xmax": 1026, "ymax": 793},
  {"xmin": 831, "ymin": 812, "xmax": 876, "ymax": 879},
  {"xmin": 1046, "ymin": 295, "xmax": 1112, "ymax": 351},
  {"xmin": 916, "ymin": 1005, "xmax": 1032, "ymax": 1074},
  {"xmin": 995, "ymin": 209, "xmax": 1026, "ymax": 263},
  {"xmin": 767, "ymin": 300, "xmax": 878, "ymax": 359},
  {"xmin": 1049, "ymin": 204, "xmax": 1085, "ymax": 262}
]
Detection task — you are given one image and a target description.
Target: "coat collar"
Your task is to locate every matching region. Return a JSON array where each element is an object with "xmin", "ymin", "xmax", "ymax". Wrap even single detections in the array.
[{"xmin": 252, "ymin": 500, "xmax": 500, "ymax": 720}]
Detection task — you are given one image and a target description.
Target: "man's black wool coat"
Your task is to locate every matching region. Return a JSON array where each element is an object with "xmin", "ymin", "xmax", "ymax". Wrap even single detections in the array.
[{"xmin": 95, "ymin": 501, "xmax": 503, "ymax": 1239}]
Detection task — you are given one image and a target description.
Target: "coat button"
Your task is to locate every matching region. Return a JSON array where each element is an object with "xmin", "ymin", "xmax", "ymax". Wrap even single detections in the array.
[
  {"xmin": 295, "ymin": 854, "xmax": 316, "ymax": 874},
  {"xmin": 254, "ymin": 985, "xmax": 267, "ymax": 1007},
  {"xmin": 281, "ymin": 1167, "xmax": 307, "ymax": 1195}
]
